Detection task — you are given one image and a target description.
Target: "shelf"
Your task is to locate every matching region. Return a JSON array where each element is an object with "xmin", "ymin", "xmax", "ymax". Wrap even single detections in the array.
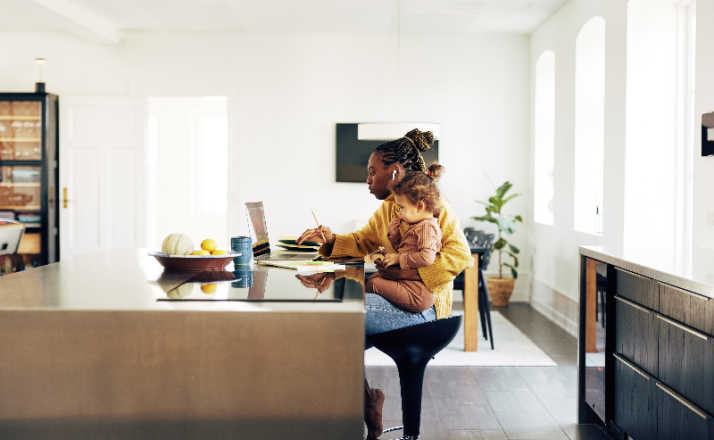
[
  {"xmin": 0, "ymin": 116, "xmax": 41, "ymax": 121},
  {"xmin": 0, "ymin": 138, "xmax": 40, "ymax": 143},
  {"xmin": 0, "ymin": 182, "xmax": 40, "ymax": 187}
]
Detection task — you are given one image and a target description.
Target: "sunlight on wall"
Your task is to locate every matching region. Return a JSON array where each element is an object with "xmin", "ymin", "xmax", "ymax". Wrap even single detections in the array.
[
  {"xmin": 146, "ymin": 97, "xmax": 229, "ymax": 250},
  {"xmin": 534, "ymin": 50, "xmax": 556, "ymax": 226},
  {"xmin": 574, "ymin": 17, "xmax": 606, "ymax": 235}
]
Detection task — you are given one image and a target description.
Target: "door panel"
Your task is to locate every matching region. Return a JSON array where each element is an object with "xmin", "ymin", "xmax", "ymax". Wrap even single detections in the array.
[
  {"xmin": 59, "ymin": 97, "xmax": 143, "ymax": 259},
  {"xmin": 105, "ymin": 148, "xmax": 136, "ymax": 249}
]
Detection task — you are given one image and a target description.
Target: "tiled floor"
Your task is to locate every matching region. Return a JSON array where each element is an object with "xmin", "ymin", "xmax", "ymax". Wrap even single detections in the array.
[{"xmin": 365, "ymin": 303, "xmax": 610, "ymax": 440}]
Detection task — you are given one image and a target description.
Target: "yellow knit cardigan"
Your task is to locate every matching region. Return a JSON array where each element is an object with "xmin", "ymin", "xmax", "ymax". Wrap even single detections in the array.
[{"xmin": 320, "ymin": 195, "xmax": 473, "ymax": 318}]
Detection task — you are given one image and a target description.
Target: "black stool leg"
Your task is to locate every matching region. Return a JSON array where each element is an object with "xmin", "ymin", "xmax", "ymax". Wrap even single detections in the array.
[
  {"xmin": 396, "ymin": 358, "xmax": 428, "ymax": 438},
  {"xmin": 480, "ymin": 269, "xmax": 494, "ymax": 350},
  {"xmin": 478, "ymin": 282, "xmax": 488, "ymax": 341}
]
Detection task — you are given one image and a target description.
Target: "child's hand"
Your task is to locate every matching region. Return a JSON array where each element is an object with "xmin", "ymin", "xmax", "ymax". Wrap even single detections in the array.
[{"xmin": 382, "ymin": 253, "xmax": 400, "ymax": 267}]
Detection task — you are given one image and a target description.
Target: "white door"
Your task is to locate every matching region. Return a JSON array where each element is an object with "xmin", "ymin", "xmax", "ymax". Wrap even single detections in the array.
[{"xmin": 59, "ymin": 96, "xmax": 145, "ymax": 259}]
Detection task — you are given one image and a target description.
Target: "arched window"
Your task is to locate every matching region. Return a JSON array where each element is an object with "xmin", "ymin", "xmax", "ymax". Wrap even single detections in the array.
[
  {"xmin": 533, "ymin": 51, "xmax": 556, "ymax": 225},
  {"xmin": 574, "ymin": 16, "xmax": 606, "ymax": 234}
]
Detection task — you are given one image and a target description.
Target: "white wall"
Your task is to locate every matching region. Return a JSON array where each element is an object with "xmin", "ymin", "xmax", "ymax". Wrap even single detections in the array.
[
  {"xmin": 529, "ymin": 0, "xmax": 627, "ymax": 330},
  {"xmin": 0, "ymin": 30, "xmax": 532, "ymax": 297},
  {"xmin": 693, "ymin": 0, "xmax": 714, "ymax": 282}
]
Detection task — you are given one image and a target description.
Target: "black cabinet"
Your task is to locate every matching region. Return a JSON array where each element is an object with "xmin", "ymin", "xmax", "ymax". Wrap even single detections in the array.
[
  {"xmin": 613, "ymin": 354, "xmax": 656, "ymax": 440},
  {"xmin": 657, "ymin": 314, "xmax": 714, "ymax": 415},
  {"xmin": 615, "ymin": 295, "xmax": 658, "ymax": 375},
  {"xmin": 614, "ymin": 268, "xmax": 658, "ymax": 310},
  {"xmin": 580, "ymin": 254, "xmax": 714, "ymax": 439},
  {"xmin": 656, "ymin": 382, "xmax": 712, "ymax": 440},
  {"xmin": 0, "ymin": 92, "xmax": 59, "ymax": 267},
  {"xmin": 659, "ymin": 282, "xmax": 714, "ymax": 336}
]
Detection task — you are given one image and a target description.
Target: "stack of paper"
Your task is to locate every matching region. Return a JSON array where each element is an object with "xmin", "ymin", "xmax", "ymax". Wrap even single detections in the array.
[{"xmin": 257, "ymin": 260, "xmax": 345, "ymax": 273}]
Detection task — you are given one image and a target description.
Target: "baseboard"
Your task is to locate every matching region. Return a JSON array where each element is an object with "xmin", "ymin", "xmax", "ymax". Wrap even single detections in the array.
[{"xmin": 530, "ymin": 279, "xmax": 578, "ymax": 338}]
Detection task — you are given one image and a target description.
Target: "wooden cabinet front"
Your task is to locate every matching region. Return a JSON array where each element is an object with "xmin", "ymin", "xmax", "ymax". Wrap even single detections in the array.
[
  {"xmin": 659, "ymin": 282, "xmax": 714, "ymax": 336},
  {"xmin": 614, "ymin": 268, "xmax": 658, "ymax": 310},
  {"xmin": 615, "ymin": 295, "xmax": 658, "ymax": 376},
  {"xmin": 657, "ymin": 314, "xmax": 714, "ymax": 415},
  {"xmin": 656, "ymin": 382, "xmax": 712, "ymax": 440},
  {"xmin": 613, "ymin": 354, "xmax": 656, "ymax": 440}
]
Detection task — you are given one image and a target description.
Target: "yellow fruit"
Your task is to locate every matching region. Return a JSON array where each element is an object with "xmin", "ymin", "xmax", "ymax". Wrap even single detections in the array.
[
  {"xmin": 201, "ymin": 239, "xmax": 217, "ymax": 252},
  {"xmin": 190, "ymin": 250, "xmax": 210, "ymax": 256},
  {"xmin": 201, "ymin": 283, "xmax": 217, "ymax": 294},
  {"xmin": 211, "ymin": 250, "xmax": 227, "ymax": 255}
]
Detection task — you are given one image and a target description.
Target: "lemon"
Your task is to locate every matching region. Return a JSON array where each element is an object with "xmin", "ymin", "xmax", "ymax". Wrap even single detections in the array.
[
  {"xmin": 201, "ymin": 283, "xmax": 217, "ymax": 294},
  {"xmin": 190, "ymin": 250, "xmax": 210, "ymax": 256},
  {"xmin": 211, "ymin": 250, "xmax": 227, "ymax": 255},
  {"xmin": 201, "ymin": 239, "xmax": 217, "ymax": 252}
]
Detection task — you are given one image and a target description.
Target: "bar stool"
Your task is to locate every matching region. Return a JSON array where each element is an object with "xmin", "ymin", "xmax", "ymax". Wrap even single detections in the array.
[{"xmin": 366, "ymin": 316, "xmax": 462, "ymax": 439}]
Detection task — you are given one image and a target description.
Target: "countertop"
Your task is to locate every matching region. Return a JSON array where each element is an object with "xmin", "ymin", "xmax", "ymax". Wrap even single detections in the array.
[
  {"xmin": 0, "ymin": 249, "xmax": 365, "ymax": 313},
  {"xmin": 580, "ymin": 245, "xmax": 714, "ymax": 298}
]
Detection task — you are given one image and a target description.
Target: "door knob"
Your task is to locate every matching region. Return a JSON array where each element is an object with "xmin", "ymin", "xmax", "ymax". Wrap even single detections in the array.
[{"xmin": 62, "ymin": 187, "xmax": 70, "ymax": 208}]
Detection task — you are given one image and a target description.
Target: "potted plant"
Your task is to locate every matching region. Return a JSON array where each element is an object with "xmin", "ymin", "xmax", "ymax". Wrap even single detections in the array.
[{"xmin": 472, "ymin": 181, "xmax": 522, "ymax": 306}]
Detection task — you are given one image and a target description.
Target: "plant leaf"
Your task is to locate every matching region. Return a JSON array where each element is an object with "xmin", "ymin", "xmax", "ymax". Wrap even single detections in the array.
[
  {"xmin": 496, "ymin": 181, "xmax": 512, "ymax": 199},
  {"xmin": 488, "ymin": 196, "xmax": 503, "ymax": 212},
  {"xmin": 509, "ymin": 244, "xmax": 520, "ymax": 254},
  {"xmin": 474, "ymin": 200, "xmax": 489, "ymax": 206},
  {"xmin": 493, "ymin": 238, "xmax": 506, "ymax": 250},
  {"xmin": 472, "ymin": 215, "xmax": 498, "ymax": 224},
  {"xmin": 508, "ymin": 253, "xmax": 519, "ymax": 268},
  {"xmin": 502, "ymin": 193, "xmax": 521, "ymax": 204},
  {"xmin": 514, "ymin": 215, "xmax": 523, "ymax": 223},
  {"xmin": 511, "ymin": 267, "xmax": 518, "ymax": 279}
]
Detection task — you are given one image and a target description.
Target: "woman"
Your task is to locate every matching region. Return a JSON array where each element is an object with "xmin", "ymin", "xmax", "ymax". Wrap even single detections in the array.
[{"xmin": 297, "ymin": 129, "xmax": 472, "ymax": 439}]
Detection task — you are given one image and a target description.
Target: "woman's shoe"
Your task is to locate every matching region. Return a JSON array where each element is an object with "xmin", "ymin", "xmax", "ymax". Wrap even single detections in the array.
[{"xmin": 365, "ymin": 388, "xmax": 385, "ymax": 439}]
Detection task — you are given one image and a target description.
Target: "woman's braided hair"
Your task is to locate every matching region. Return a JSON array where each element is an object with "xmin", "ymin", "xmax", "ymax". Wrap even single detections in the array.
[{"xmin": 375, "ymin": 128, "xmax": 435, "ymax": 173}]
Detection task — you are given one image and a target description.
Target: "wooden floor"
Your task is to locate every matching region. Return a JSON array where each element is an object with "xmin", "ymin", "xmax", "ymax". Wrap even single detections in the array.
[{"xmin": 365, "ymin": 303, "xmax": 610, "ymax": 440}]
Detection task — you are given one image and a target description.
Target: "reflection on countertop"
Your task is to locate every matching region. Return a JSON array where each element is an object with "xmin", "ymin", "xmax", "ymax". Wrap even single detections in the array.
[{"xmin": 0, "ymin": 249, "xmax": 365, "ymax": 312}]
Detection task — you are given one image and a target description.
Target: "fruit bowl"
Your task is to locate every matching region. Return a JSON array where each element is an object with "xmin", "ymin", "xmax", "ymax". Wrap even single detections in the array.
[{"xmin": 149, "ymin": 251, "xmax": 242, "ymax": 272}]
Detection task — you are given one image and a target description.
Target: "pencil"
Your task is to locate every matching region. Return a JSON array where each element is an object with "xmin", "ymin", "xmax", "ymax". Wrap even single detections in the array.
[{"xmin": 311, "ymin": 210, "xmax": 327, "ymax": 243}]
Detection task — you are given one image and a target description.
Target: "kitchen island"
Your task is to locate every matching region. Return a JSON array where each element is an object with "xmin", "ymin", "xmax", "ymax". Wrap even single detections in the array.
[
  {"xmin": 0, "ymin": 249, "xmax": 365, "ymax": 439},
  {"xmin": 579, "ymin": 245, "xmax": 714, "ymax": 439}
]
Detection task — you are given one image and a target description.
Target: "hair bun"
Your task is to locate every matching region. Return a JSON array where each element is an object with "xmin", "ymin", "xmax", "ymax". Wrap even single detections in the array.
[{"xmin": 405, "ymin": 128, "xmax": 434, "ymax": 152}]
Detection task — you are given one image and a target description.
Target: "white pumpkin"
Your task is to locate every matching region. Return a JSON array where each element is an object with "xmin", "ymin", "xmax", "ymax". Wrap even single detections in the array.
[
  {"xmin": 167, "ymin": 283, "xmax": 194, "ymax": 299},
  {"xmin": 161, "ymin": 233, "xmax": 194, "ymax": 256}
]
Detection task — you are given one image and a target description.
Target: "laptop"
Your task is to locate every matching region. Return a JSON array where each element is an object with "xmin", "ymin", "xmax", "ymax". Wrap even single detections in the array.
[
  {"xmin": 245, "ymin": 201, "xmax": 364, "ymax": 265},
  {"xmin": 245, "ymin": 201, "xmax": 321, "ymax": 262}
]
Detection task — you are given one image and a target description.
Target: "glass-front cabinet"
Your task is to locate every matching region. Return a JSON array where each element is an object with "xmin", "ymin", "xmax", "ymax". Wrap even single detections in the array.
[{"xmin": 0, "ymin": 93, "xmax": 58, "ymax": 269}]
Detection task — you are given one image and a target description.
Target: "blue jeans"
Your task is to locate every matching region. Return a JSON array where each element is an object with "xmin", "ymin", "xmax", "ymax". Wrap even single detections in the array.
[{"xmin": 364, "ymin": 293, "xmax": 436, "ymax": 349}]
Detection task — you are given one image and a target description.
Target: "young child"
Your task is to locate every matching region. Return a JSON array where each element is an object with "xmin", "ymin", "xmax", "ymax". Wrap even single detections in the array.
[{"xmin": 366, "ymin": 164, "xmax": 444, "ymax": 313}]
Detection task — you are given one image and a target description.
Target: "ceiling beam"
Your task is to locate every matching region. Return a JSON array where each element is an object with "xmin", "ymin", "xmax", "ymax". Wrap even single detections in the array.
[{"xmin": 30, "ymin": 0, "xmax": 120, "ymax": 44}]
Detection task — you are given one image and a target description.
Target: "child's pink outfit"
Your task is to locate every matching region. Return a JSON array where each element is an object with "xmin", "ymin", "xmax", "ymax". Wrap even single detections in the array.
[{"xmin": 366, "ymin": 216, "xmax": 442, "ymax": 313}]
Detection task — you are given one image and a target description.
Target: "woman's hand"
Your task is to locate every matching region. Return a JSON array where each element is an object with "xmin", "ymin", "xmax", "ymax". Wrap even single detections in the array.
[
  {"xmin": 297, "ymin": 225, "xmax": 335, "ymax": 245},
  {"xmin": 295, "ymin": 272, "xmax": 335, "ymax": 293}
]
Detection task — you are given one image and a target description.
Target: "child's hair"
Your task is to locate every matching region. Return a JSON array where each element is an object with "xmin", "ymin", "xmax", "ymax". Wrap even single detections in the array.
[{"xmin": 392, "ymin": 163, "xmax": 445, "ymax": 217}]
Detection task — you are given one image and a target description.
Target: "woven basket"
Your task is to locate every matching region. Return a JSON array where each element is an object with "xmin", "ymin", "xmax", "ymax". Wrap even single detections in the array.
[{"xmin": 486, "ymin": 277, "xmax": 515, "ymax": 307}]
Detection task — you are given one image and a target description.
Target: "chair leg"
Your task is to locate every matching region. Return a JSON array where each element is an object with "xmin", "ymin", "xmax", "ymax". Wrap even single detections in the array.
[
  {"xmin": 396, "ymin": 359, "xmax": 428, "ymax": 438},
  {"xmin": 478, "ymin": 282, "xmax": 488, "ymax": 341},
  {"xmin": 480, "ymin": 269, "xmax": 495, "ymax": 350}
]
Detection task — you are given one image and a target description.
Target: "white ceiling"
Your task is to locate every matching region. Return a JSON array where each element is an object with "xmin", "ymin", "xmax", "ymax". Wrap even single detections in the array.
[{"xmin": 0, "ymin": 0, "xmax": 567, "ymax": 42}]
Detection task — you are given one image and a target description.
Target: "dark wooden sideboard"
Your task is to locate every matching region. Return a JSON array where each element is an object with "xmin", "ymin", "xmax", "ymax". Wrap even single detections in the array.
[{"xmin": 579, "ymin": 248, "xmax": 714, "ymax": 440}]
